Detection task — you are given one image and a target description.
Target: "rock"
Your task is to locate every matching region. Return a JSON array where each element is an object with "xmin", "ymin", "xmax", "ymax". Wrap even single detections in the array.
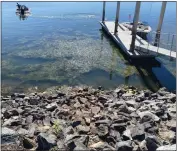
[
  {"xmin": 84, "ymin": 117, "xmax": 90, "ymax": 125},
  {"xmin": 139, "ymin": 140, "xmax": 147, "ymax": 151},
  {"xmin": 130, "ymin": 124, "xmax": 145, "ymax": 141},
  {"xmin": 29, "ymin": 96, "xmax": 40, "ymax": 105},
  {"xmin": 118, "ymin": 104, "xmax": 131, "ymax": 114},
  {"xmin": 3, "ymin": 117, "xmax": 21, "ymax": 126},
  {"xmin": 17, "ymin": 128, "xmax": 29, "ymax": 135},
  {"xmin": 115, "ymin": 140, "xmax": 133, "ymax": 151},
  {"xmin": 123, "ymin": 129, "xmax": 132, "ymax": 141},
  {"xmin": 28, "ymin": 123, "xmax": 37, "ymax": 138},
  {"xmin": 98, "ymin": 96, "xmax": 108, "ymax": 105},
  {"xmin": 36, "ymin": 133, "xmax": 57, "ymax": 150},
  {"xmin": 95, "ymin": 119, "xmax": 111, "ymax": 126},
  {"xmin": 97, "ymin": 124, "xmax": 109, "ymax": 138},
  {"xmin": 125, "ymin": 100, "xmax": 138, "ymax": 108},
  {"xmin": 43, "ymin": 116, "xmax": 51, "ymax": 126},
  {"xmin": 57, "ymin": 140, "xmax": 65, "ymax": 149},
  {"xmin": 145, "ymin": 137, "xmax": 158, "ymax": 151},
  {"xmin": 72, "ymin": 120, "xmax": 81, "ymax": 128},
  {"xmin": 46, "ymin": 102, "xmax": 57, "ymax": 111},
  {"xmin": 23, "ymin": 137, "xmax": 37, "ymax": 150},
  {"xmin": 138, "ymin": 111, "xmax": 160, "ymax": 122},
  {"xmin": 1, "ymin": 127, "xmax": 18, "ymax": 144},
  {"xmin": 158, "ymin": 129, "xmax": 175, "ymax": 143},
  {"xmin": 156, "ymin": 144, "xmax": 176, "ymax": 150},
  {"xmin": 109, "ymin": 129, "xmax": 121, "ymax": 141},
  {"xmin": 73, "ymin": 141, "xmax": 88, "ymax": 150},
  {"xmin": 91, "ymin": 106, "xmax": 100, "ymax": 115},
  {"xmin": 166, "ymin": 120, "xmax": 176, "ymax": 132},
  {"xmin": 77, "ymin": 125, "xmax": 90, "ymax": 134},
  {"xmin": 78, "ymin": 97, "xmax": 87, "ymax": 104},
  {"xmin": 90, "ymin": 141, "xmax": 105, "ymax": 148},
  {"xmin": 111, "ymin": 123, "xmax": 126, "ymax": 133}
]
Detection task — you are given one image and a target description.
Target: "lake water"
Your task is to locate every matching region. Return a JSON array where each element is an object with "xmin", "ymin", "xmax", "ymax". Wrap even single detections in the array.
[{"xmin": 2, "ymin": 2, "xmax": 176, "ymax": 94}]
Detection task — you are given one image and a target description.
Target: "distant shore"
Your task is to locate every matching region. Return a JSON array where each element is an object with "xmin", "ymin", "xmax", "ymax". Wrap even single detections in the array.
[{"xmin": 1, "ymin": 85, "xmax": 176, "ymax": 151}]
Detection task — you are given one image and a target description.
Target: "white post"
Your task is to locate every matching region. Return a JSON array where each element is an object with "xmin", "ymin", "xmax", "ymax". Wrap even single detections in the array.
[
  {"xmin": 102, "ymin": 2, "xmax": 106, "ymax": 22},
  {"xmin": 154, "ymin": 2, "xmax": 167, "ymax": 46},
  {"xmin": 114, "ymin": 2, "xmax": 120, "ymax": 34},
  {"xmin": 130, "ymin": 2, "xmax": 141, "ymax": 52}
]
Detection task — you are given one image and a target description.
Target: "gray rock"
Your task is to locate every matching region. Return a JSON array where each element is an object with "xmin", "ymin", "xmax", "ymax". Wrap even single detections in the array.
[
  {"xmin": 130, "ymin": 124, "xmax": 145, "ymax": 141},
  {"xmin": 138, "ymin": 111, "xmax": 160, "ymax": 122},
  {"xmin": 77, "ymin": 125, "xmax": 90, "ymax": 134},
  {"xmin": 111, "ymin": 123, "xmax": 126, "ymax": 133},
  {"xmin": 123, "ymin": 129, "xmax": 132, "ymax": 141},
  {"xmin": 1, "ymin": 127, "xmax": 18, "ymax": 144},
  {"xmin": 29, "ymin": 96, "xmax": 40, "ymax": 105},
  {"xmin": 43, "ymin": 116, "xmax": 51, "ymax": 126},
  {"xmin": 156, "ymin": 144, "xmax": 176, "ymax": 150},
  {"xmin": 36, "ymin": 133, "xmax": 57, "ymax": 150},
  {"xmin": 115, "ymin": 140, "xmax": 133, "ymax": 151},
  {"xmin": 46, "ymin": 102, "xmax": 57, "ymax": 111},
  {"xmin": 166, "ymin": 120, "xmax": 176, "ymax": 132},
  {"xmin": 109, "ymin": 129, "xmax": 121, "ymax": 141},
  {"xmin": 97, "ymin": 124, "xmax": 109, "ymax": 138}
]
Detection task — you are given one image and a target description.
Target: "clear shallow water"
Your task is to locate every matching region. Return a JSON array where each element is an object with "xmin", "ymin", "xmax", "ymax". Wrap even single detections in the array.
[{"xmin": 2, "ymin": 2, "xmax": 176, "ymax": 94}]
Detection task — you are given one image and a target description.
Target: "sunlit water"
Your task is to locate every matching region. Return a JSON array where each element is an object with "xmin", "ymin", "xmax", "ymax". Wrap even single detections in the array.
[{"xmin": 2, "ymin": 2, "xmax": 176, "ymax": 94}]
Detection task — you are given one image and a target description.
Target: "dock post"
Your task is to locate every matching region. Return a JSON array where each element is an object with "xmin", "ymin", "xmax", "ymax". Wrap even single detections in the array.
[
  {"xmin": 114, "ymin": 2, "xmax": 120, "ymax": 34},
  {"xmin": 154, "ymin": 2, "xmax": 167, "ymax": 47},
  {"xmin": 102, "ymin": 2, "xmax": 106, "ymax": 23},
  {"xmin": 130, "ymin": 2, "xmax": 141, "ymax": 52}
]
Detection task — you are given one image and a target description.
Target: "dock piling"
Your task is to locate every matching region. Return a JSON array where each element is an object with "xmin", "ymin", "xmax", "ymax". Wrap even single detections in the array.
[
  {"xmin": 114, "ymin": 2, "xmax": 120, "ymax": 34},
  {"xmin": 102, "ymin": 2, "xmax": 106, "ymax": 23},
  {"xmin": 154, "ymin": 2, "xmax": 167, "ymax": 47},
  {"xmin": 130, "ymin": 2, "xmax": 141, "ymax": 52}
]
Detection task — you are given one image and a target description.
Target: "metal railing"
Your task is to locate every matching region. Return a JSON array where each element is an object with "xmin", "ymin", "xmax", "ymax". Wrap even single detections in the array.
[{"xmin": 137, "ymin": 31, "xmax": 176, "ymax": 59}]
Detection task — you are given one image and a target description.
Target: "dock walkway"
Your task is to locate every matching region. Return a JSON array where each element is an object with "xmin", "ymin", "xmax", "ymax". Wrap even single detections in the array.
[{"xmin": 100, "ymin": 21, "xmax": 176, "ymax": 59}]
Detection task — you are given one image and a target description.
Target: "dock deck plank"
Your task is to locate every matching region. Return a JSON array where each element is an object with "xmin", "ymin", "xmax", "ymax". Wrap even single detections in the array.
[{"xmin": 100, "ymin": 21, "xmax": 176, "ymax": 59}]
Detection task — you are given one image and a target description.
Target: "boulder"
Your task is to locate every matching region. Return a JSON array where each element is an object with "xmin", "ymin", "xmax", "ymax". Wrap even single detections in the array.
[
  {"xmin": 115, "ymin": 140, "xmax": 133, "ymax": 151},
  {"xmin": 36, "ymin": 133, "xmax": 57, "ymax": 150}
]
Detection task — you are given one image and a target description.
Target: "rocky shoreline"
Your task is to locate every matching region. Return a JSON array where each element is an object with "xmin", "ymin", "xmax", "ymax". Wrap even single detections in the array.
[{"xmin": 1, "ymin": 85, "xmax": 176, "ymax": 151}]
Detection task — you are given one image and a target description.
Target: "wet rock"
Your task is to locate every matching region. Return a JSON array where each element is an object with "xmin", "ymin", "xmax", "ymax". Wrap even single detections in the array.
[
  {"xmin": 115, "ymin": 140, "xmax": 133, "ymax": 151},
  {"xmin": 36, "ymin": 133, "xmax": 57, "ymax": 150}
]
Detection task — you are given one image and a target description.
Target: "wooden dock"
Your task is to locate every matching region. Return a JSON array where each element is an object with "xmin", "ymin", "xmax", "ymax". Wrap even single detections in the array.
[{"xmin": 100, "ymin": 21, "xmax": 176, "ymax": 59}]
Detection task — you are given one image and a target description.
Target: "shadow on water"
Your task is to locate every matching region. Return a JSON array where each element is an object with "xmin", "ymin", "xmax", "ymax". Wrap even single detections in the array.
[{"xmin": 100, "ymin": 29, "xmax": 176, "ymax": 92}]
